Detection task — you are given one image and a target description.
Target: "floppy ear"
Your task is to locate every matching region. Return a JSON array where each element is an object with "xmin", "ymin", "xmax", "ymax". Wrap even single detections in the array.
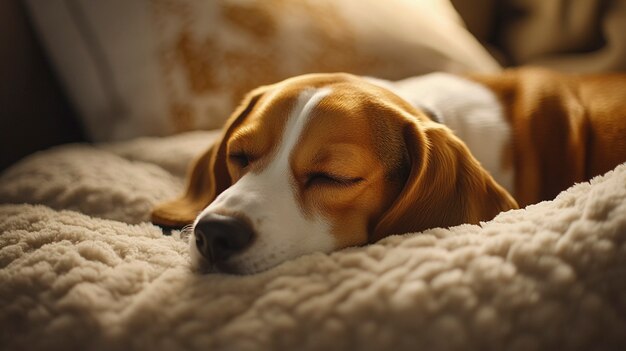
[
  {"xmin": 151, "ymin": 87, "xmax": 269, "ymax": 228},
  {"xmin": 372, "ymin": 117, "xmax": 518, "ymax": 241}
]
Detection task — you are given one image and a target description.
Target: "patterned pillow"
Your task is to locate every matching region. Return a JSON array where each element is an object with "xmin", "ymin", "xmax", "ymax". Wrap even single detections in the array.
[{"xmin": 26, "ymin": 0, "xmax": 499, "ymax": 141}]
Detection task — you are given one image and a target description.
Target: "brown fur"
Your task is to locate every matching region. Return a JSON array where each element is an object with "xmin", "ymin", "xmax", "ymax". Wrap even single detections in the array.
[
  {"xmin": 152, "ymin": 73, "xmax": 518, "ymax": 247},
  {"xmin": 468, "ymin": 67, "xmax": 626, "ymax": 206},
  {"xmin": 151, "ymin": 86, "xmax": 269, "ymax": 227}
]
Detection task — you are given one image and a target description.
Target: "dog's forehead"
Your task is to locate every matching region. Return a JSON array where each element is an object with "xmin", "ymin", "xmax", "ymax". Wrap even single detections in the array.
[
  {"xmin": 227, "ymin": 73, "xmax": 417, "ymax": 173},
  {"xmin": 276, "ymin": 73, "xmax": 410, "ymax": 104},
  {"xmin": 248, "ymin": 73, "xmax": 413, "ymax": 127}
]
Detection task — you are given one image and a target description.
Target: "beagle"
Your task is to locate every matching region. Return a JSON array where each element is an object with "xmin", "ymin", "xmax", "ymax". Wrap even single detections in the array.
[{"xmin": 152, "ymin": 67, "xmax": 626, "ymax": 274}]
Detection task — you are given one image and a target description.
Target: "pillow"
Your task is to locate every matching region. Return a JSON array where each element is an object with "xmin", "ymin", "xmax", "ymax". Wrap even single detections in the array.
[{"xmin": 25, "ymin": 0, "xmax": 499, "ymax": 141}]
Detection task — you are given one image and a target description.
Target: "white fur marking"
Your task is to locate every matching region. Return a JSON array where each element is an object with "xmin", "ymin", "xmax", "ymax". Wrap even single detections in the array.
[{"xmin": 192, "ymin": 88, "xmax": 334, "ymax": 274}]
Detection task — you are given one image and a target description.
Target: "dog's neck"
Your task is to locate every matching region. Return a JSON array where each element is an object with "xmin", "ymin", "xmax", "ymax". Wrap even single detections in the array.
[{"xmin": 367, "ymin": 73, "xmax": 514, "ymax": 193}]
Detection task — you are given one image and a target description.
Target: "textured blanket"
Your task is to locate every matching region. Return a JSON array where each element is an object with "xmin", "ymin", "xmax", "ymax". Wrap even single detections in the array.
[{"xmin": 1, "ymin": 131, "xmax": 625, "ymax": 351}]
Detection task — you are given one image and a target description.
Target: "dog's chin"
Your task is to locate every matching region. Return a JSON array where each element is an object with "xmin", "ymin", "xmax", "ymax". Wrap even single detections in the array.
[
  {"xmin": 215, "ymin": 261, "xmax": 262, "ymax": 275},
  {"xmin": 188, "ymin": 234, "xmax": 277, "ymax": 275},
  {"xmin": 191, "ymin": 257, "xmax": 272, "ymax": 275}
]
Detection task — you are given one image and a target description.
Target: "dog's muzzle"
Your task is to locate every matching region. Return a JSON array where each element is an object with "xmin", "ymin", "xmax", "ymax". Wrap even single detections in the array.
[{"xmin": 194, "ymin": 213, "xmax": 254, "ymax": 265}]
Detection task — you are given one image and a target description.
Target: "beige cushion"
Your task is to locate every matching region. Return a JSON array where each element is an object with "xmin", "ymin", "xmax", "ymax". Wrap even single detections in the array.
[
  {"xmin": 26, "ymin": 0, "xmax": 499, "ymax": 141},
  {"xmin": 1, "ymin": 132, "xmax": 626, "ymax": 350}
]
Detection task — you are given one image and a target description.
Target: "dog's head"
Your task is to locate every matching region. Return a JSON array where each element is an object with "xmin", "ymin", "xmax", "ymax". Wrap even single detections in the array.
[{"xmin": 152, "ymin": 73, "xmax": 517, "ymax": 274}]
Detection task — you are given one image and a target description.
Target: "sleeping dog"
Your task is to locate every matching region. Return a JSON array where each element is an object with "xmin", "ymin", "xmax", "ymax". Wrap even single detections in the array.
[{"xmin": 152, "ymin": 67, "xmax": 626, "ymax": 274}]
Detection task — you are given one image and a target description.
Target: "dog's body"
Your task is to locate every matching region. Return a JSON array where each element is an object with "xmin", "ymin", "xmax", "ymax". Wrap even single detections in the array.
[
  {"xmin": 152, "ymin": 67, "xmax": 626, "ymax": 274},
  {"xmin": 371, "ymin": 68, "xmax": 626, "ymax": 206}
]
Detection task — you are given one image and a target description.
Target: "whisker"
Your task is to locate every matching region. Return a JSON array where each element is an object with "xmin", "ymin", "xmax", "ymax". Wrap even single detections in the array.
[{"xmin": 180, "ymin": 223, "xmax": 194, "ymax": 241}]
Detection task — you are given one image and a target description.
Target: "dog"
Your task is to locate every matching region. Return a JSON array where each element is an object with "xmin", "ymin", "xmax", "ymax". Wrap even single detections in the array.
[{"xmin": 152, "ymin": 67, "xmax": 626, "ymax": 274}]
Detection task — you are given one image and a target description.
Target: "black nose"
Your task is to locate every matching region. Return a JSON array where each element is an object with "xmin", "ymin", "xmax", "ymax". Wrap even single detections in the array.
[{"xmin": 194, "ymin": 213, "xmax": 254, "ymax": 263}]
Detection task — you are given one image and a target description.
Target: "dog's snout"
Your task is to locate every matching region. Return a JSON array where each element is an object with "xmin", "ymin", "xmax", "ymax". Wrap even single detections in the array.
[{"xmin": 194, "ymin": 214, "xmax": 254, "ymax": 263}]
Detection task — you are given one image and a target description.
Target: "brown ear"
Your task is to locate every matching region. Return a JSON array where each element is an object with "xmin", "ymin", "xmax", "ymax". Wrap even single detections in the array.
[
  {"xmin": 150, "ymin": 86, "xmax": 269, "ymax": 228},
  {"xmin": 372, "ymin": 117, "xmax": 518, "ymax": 241}
]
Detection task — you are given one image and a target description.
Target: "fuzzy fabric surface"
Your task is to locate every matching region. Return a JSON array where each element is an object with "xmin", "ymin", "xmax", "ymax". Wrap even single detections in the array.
[{"xmin": 1, "ymin": 131, "xmax": 625, "ymax": 351}]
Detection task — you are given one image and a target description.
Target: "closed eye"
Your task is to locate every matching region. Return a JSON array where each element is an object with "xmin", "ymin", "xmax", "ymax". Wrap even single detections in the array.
[
  {"xmin": 306, "ymin": 172, "xmax": 364, "ymax": 188},
  {"xmin": 229, "ymin": 153, "xmax": 250, "ymax": 168}
]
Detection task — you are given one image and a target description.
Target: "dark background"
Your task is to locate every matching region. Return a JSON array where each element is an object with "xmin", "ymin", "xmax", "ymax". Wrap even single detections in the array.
[{"xmin": 0, "ymin": 0, "xmax": 84, "ymax": 172}]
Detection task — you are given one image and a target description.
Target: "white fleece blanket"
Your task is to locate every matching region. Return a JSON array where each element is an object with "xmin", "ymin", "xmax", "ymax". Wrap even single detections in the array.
[{"xmin": 1, "ymin": 131, "xmax": 625, "ymax": 351}]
